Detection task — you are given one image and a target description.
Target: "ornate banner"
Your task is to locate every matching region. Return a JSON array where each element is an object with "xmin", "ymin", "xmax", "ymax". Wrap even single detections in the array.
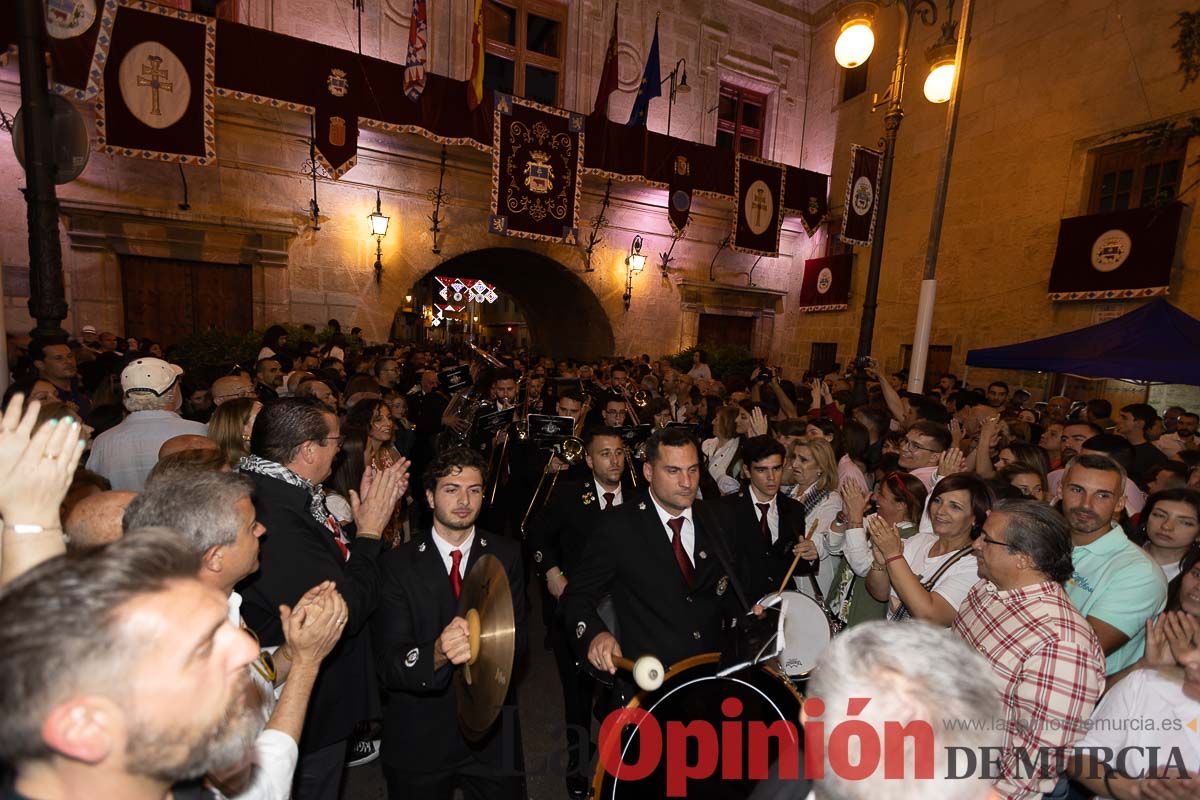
[
  {"xmin": 839, "ymin": 145, "xmax": 883, "ymax": 247},
  {"xmin": 1047, "ymin": 202, "xmax": 1183, "ymax": 301},
  {"xmin": 783, "ymin": 168, "xmax": 829, "ymax": 237},
  {"xmin": 489, "ymin": 93, "xmax": 584, "ymax": 244},
  {"xmin": 95, "ymin": 1, "xmax": 214, "ymax": 164},
  {"xmin": 732, "ymin": 153, "xmax": 786, "ymax": 257},
  {"xmin": 313, "ymin": 59, "xmax": 358, "ymax": 178},
  {"xmin": 46, "ymin": 0, "xmax": 117, "ymax": 101},
  {"xmin": 798, "ymin": 253, "xmax": 852, "ymax": 312},
  {"xmin": 668, "ymin": 152, "xmax": 693, "ymax": 234}
]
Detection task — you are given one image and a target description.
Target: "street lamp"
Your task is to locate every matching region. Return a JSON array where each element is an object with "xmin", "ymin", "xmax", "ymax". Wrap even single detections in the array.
[
  {"xmin": 834, "ymin": 0, "xmax": 955, "ymax": 405},
  {"xmin": 661, "ymin": 58, "xmax": 689, "ymax": 137},
  {"xmin": 368, "ymin": 189, "xmax": 389, "ymax": 283},
  {"xmin": 624, "ymin": 235, "xmax": 645, "ymax": 311}
]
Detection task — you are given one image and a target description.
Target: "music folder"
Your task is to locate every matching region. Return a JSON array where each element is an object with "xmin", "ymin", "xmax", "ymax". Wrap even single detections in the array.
[
  {"xmin": 438, "ymin": 365, "xmax": 472, "ymax": 394},
  {"xmin": 616, "ymin": 424, "xmax": 653, "ymax": 451},
  {"xmin": 474, "ymin": 407, "xmax": 515, "ymax": 440},
  {"xmin": 527, "ymin": 414, "xmax": 576, "ymax": 447}
]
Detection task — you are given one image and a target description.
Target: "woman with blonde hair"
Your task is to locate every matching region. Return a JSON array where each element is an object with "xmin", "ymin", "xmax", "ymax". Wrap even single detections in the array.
[
  {"xmin": 786, "ymin": 436, "xmax": 844, "ymax": 596},
  {"xmin": 208, "ymin": 397, "xmax": 262, "ymax": 467},
  {"xmin": 702, "ymin": 404, "xmax": 751, "ymax": 494}
]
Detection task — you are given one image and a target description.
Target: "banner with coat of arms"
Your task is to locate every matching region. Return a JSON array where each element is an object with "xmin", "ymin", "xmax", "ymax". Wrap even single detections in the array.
[
  {"xmin": 45, "ymin": 0, "xmax": 118, "ymax": 101},
  {"xmin": 95, "ymin": 0, "xmax": 214, "ymax": 164},
  {"xmin": 798, "ymin": 253, "xmax": 852, "ymax": 312},
  {"xmin": 668, "ymin": 153, "xmax": 693, "ymax": 234},
  {"xmin": 489, "ymin": 94, "xmax": 584, "ymax": 243},
  {"xmin": 839, "ymin": 145, "xmax": 883, "ymax": 247},
  {"xmin": 1047, "ymin": 203, "xmax": 1183, "ymax": 301},
  {"xmin": 732, "ymin": 153, "xmax": 786, "ymax": 257}
]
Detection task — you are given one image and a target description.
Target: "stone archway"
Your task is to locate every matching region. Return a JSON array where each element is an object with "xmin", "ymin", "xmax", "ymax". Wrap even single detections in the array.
[{"xmin": 419, "ymin": 247, "xmax": 615, "ymax": 359}]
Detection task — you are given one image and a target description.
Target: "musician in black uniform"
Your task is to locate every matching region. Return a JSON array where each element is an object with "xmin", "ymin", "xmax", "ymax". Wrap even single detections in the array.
[
  {"xmin": 526, "ymin": 426, "xmax": 629, "ymax": 798},
  {"xmin": 716, "ymin": 435, "xmax": 818, "ymax": 602},
  {"xmin": 373, "ymin": 447, "xmax": 527, "ymax": 800},
  {"xmin": 561, "ymin": 426, "xmax": 747, "ymax": 700}
]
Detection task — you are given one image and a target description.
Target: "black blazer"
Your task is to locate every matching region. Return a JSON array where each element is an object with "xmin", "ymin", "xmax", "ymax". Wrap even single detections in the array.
[
  {"xmin": 716, "ymin": 489, "xmax": 815, "ymax": 602},
  {"xmin": 560, "ymin": 494, "xmax": 744, "ymax": 671},
  {"xmin": 237, "ymin": 471, "xmax": 381, "ymax": 753},
  {"xmin": 526, "ymin": 478, "xmax": 628, "ymax": 580},
  {"xmin": 372, "ymin": 528, "xmax": 527, "ymax": 774}
]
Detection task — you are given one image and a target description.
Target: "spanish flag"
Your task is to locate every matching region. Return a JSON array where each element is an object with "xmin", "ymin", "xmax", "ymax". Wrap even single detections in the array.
[{"xmin": 467, "ymin": 0, "xmax": 484, "ymax": 110}]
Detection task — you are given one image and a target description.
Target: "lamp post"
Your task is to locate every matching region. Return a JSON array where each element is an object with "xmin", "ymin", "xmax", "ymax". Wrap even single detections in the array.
[
  {"xmin": 660, "ymin": 58, "xmax": 689, "ymax": 137},
  {"xmin": 368, "ymin": 189, "xmax": 389, "ymax": 284},
  {"xmin": 623, "ymin": 235, "xmax": 646, "ymax": 310},
  {"xmin": 834, "ymin": 0, "xmax": 942, "ymax": 406}
]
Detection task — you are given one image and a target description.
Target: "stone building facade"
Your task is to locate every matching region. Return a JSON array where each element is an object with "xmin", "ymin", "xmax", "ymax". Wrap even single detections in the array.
[{"xmin": 0, "ymin": 0, "xmax": 1196, "ymax": 390}]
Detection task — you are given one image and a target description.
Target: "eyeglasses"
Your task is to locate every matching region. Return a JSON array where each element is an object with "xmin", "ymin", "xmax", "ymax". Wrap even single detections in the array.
[
  {"xmin": 319, "ymin": 435, "xmax": 344, "ymax": 448},
  {"xmin": 900, "ymin": 437, "xmax": 943, "ymax": 454},
  {"xmin": 977, "ymin": 533, "xmax": 1017, "ymax": 551}
]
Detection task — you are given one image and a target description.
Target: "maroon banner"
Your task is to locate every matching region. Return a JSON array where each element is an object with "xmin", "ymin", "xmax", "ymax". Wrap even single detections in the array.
[
  {"xmin": 783, "ymin": 168, "xmax": 829, "ymax": 237},
  {"xmin": 799, "ymin": 254, "xmax": 852, "ymax": 312},
  {"xmin": 95, "ymin": 1, "xmax": 214, "ymax": 164},
  {"xmin": 1048, "ymin": 203, "xmax": 1183, "ymax": 301},
  {"xmin": 489, "ymin": 94, "xmax": 584, "ymax": 244},
  {"xmin": 839, "ymin": 144, "xmax": 883, "ymax": 247},
  {"xmin": 45, "ymin": 0, "xmax": 117, "ymax": 101},
  {"xmin": 668, "ymin": 152, "xmax": 693, "ymax": 234},
  {"xmin": 732, "ymin": 154, "xmax": 786, "ymax": 256}
]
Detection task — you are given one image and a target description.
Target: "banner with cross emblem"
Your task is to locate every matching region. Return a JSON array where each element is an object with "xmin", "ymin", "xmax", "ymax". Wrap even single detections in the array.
[
  {"xmin": 798, "ymin": 253, "xmax": 852, "ymax": 312},
  {"xmin": 95, "ymin": 0, "xmax": 215, "ymax": 164},
  {"xmin": 839, "ymin": 144, "xmax": 883, "ymax": 247},
  {"xmin": 1047, "ymin": 203, "xmax": 1183, "ymax": 301},
  {"xmin": 732, "ymin": 153, "xmax": 786, "ymax": 257},
  {"xmin": 489, "ymin": 93, "xmax": 584, "ymax": 244}
]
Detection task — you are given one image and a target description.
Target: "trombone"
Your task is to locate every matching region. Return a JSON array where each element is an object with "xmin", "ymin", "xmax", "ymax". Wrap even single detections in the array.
[{"xmin": 520, "ymin": 436, "xmax": 584, "ymax": 533}]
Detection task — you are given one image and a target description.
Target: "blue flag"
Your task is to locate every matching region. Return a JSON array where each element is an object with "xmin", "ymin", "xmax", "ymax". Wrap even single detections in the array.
[{"xmin": 627, "ymin": 17, "xmax": 661, "ymax": 127}]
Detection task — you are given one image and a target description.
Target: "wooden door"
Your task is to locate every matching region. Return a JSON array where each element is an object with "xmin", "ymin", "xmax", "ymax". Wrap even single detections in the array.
[
  {"xmin": 698, "ymin": 314, "xmax": 754, "ymax": 351},
  {"xmin": 901, "ymin": 344, "xmax": 953, "ymax": 391},
  {"xmin": 121, "ymin": 257, "xmax": 252, "ymax": 349}
]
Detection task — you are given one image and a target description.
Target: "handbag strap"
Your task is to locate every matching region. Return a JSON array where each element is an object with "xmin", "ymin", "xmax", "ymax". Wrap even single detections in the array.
[{"xmin": 919, "ymin": 545, "xmax": 973, "ymax": 592}]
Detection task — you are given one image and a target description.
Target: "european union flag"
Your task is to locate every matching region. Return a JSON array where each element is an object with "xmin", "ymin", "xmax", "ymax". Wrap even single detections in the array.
[{"xmin": 627, "ymin": 17, "xmax": 661, "ymax": 128}]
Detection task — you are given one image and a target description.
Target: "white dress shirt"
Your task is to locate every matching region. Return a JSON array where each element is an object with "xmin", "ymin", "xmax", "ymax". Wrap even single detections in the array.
[
  {"xmin": 594, "ymin": 479, "xmax": 623, "ymax": 508},
  {"xmin": 432, "ymin": 527, "xmax": 475, "ymax": 579},
  {"xmin": 748, "ymin": 486, "xmax": 780, "ymax": 543},
  {"xmin": 648, "ymin": 490, "xmax": 695, "ymax": 564}
]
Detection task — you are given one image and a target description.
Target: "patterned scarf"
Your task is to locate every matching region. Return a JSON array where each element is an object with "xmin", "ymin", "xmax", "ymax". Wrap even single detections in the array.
[
  {"xmin": 239, "ymin": 455, "xmax": 349, "ymax": 560},
  {"xmin": 795, "ymin": 482, "xmax": 830, "ymax": 519}
]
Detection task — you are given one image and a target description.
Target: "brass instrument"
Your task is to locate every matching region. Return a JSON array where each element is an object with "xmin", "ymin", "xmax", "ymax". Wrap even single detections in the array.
[
  {"xmin": 520, "ymin": 435, "xmax": 584, "ymax": 534},
  {"xmin": 615, "ymin": 384, "xmax": 650, "ymax": 426},
  {"xmin": 467, "ymin": 341, "xmax": 505, "ymax": 368}
]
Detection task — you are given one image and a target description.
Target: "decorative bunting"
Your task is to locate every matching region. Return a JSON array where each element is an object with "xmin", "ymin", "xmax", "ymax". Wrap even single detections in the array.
[
  {"xmin": 95, "ymin": 0, "xmax": 215, "ymax": 164},
  {"xmin": 434, "ymin": 276, "xmax": 499, "ymax": 303},
  {"xmin": 490, "ymin": 93, "xmax": 584, "ymax": 244},
  {"xmin": 798, "ymin": 254, "xmax": 852, "ymax": 312},
  {"xmin": 667, "ymin": 153, "xmax": 692, "ymax": 234},
  {"xmin": 46, "ymin": 0, "xmax": 118, "ymax": 102},
  {"xmin": 732, "ymin": 153, "xmax": 786, "ymax": 256},
  {"xmin": 1047, "ymin": 203, "xmax": 1183, "ymax": 301},
  {"xmin": 839, "ymin": 144, "xmax": 883, "ymax": 246}
]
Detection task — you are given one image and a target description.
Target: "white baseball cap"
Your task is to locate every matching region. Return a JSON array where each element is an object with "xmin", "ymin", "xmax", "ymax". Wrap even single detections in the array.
[
  {"xmin": 121, "ymin": 358, "xmax": 183, "ymax": 396},
  {"xmin": 81, "ymin": 325, "xmax": 97, "ymax": 335}
]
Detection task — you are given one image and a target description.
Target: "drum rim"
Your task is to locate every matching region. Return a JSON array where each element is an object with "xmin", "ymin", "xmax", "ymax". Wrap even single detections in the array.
[
  {"xmin": 777, "ymin": 591, "xmax": 835, "ymax": 679},
  {"xmin": 591, "ymin": 651, "xmax": 804, "ymax": 797}
]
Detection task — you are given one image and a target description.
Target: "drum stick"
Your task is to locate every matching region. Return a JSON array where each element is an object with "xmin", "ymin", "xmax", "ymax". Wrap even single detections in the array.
[
  {"xmin": 776, "ymin": 519, "xmax": 821, "ymax": 595},
  {"xmin": 613, "ymin": 654, "xmax": 666, "ymax": 691}
]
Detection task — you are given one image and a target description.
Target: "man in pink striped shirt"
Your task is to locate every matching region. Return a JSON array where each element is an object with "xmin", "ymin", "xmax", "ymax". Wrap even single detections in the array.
[{"xmin": 954, "ymin": 499, "xmax": 1106, "ymax": 800}]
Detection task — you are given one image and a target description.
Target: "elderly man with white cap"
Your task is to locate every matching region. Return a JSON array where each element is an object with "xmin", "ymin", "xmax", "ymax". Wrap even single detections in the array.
[{"xmin": 85, "ymin": 357, "xmax": 209, "ymax": 491}]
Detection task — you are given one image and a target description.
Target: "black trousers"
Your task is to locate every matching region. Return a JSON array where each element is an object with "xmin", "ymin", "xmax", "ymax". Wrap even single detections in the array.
[
  {"xmin": 383, "ymin": 760, "xmax": 522, "ymax": 800},
  {"xmin": 547, "ymin": 600, "xmax": 596, "ymax": 772},
  {"xmin": 293, "ymin": 739, "xmax": 347, "ymax": 800}
]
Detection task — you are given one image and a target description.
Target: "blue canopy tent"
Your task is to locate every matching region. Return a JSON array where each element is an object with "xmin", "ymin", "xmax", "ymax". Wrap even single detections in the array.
[{"xmin": 965, "ymin": 299, "xmax": 1200, "ymax": 385}]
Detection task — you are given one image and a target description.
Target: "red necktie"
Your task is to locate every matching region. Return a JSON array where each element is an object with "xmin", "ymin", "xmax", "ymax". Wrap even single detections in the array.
[
  {"xmin": 603, "ymin": 492, "xmax": 615, "ymax": 509},
  {"xmin": 667, "ymin": 517, "xmax": 694, "ymax": 586},
  {"xmin": 326, "ymin": 514, "xmax": 349, "ymax": 561},
  {"xmin": 449, "ymin": 549, "xmax": 463, "ymax": 599},
  {"xmin": 756, "ymin": 502, "xmax": 772, "ymax": 545}
]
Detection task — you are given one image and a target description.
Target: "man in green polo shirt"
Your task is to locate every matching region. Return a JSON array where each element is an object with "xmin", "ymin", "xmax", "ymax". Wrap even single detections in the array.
[{"xmin": 1059, "ymin": 453, "xmax": 1167, "ymax": 675}]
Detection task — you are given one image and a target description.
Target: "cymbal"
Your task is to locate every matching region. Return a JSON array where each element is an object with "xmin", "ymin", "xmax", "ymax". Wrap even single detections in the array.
[{"xmin": 455, "ymin": 554, "xmax": 516, "ymax": 740}]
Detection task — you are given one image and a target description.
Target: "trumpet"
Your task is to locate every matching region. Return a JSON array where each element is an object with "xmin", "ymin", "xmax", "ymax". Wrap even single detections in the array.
[{"xmin": 520, "ymin": 436, "xmax": 585, "ymax": 534}]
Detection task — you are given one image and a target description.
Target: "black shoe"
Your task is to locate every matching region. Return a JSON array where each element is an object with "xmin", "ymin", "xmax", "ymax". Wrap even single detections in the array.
[
  {"xmin": 566, "ymin": 772, "xmax": 589, "ymax": 799},
  {"xmin": 345, "ymin": 737, "xmax": 380, "ymax": 767}
]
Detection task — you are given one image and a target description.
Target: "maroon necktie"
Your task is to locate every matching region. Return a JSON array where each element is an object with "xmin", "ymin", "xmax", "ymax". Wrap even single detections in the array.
[
  {"xmin": 667, "ymin": 517, "xmax": 694, "ymax": 586},
  {"xmin": 603, "ymin": 491, "xmax": 615, "ymax": 510},
  {"xmin": 756, "ymin": 502, "xmax": 772, "ymax": 545},
  {"xmin": 449, "ymin": 549, "xmax": 463, "ymax": 599}
]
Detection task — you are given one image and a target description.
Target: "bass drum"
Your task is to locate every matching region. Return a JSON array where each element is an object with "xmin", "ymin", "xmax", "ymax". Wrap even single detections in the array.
[{"xmin": 592, "ymin": 653, "xmax": 804, "ymax": 800}]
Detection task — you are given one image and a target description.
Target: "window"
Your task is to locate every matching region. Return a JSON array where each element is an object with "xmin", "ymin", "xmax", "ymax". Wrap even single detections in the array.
[
  {"xmin": 483, "ymin": 0, "xmax": 567, "ymax": 106},
  {"xmin": 716, "ymin": 83, "xmax": 768, "ymax": 157},
  {"xmin": 810, "ymin": 343, "xmax": 839, "ymax": 376},
  {"xmin": 1087, "ymin": 138, "xmax": 1187, "ymax": 214},
  {"xmin": 841, "ymin": 59, "xmax": 869, "ymax": 102}
]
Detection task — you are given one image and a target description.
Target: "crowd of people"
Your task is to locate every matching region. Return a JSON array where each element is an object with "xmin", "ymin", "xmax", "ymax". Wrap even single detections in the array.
[{"xmin": 0, "ymin": 322, "xmax": 1197, "ymax": 800}]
